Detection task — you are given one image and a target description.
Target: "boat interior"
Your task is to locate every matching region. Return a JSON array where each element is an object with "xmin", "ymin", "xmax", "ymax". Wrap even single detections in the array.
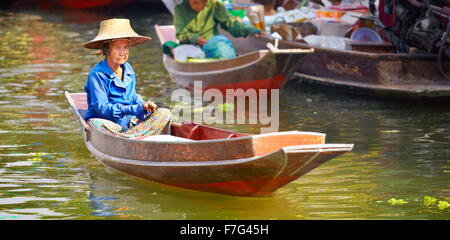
[{"xmin": 169, "ymin": 122, "xmax": 249, "ymax": 140}]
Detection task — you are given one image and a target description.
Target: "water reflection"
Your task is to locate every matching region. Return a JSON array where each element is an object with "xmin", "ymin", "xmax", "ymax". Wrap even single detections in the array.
[
  {"xmin": 88, "ymin": 191, "xmax": 118, "ymax": 217},
  {"xmin": 0, "ymin": 5, "xmax": 448, "ymax": 219},
  {"xmin": 83, "ymin": 169, "xmax": 312, "ymax": 220}
]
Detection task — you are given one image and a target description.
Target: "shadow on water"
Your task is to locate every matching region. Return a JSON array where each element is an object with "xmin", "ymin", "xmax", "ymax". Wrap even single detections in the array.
[{"xmin": 0, "ymin": 4, "xmax": 448, "ymax": 219}]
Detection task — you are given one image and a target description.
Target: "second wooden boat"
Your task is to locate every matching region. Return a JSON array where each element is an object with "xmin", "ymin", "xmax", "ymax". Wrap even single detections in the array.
[
  {"xmin": 155, "ymin": 25, "xmax": 313, "ymax": 92},
  {"xmin": 66, "ymin": 91, "xmax": 353, "ymax": 197},
  {"xmin": 241, "ymin": 34, "xmax": 450, "ymax": 100}
]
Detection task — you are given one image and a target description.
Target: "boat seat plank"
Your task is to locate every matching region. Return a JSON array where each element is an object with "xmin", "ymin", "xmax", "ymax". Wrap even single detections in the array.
[{"xmin": 187, "ymin": 125, "xmax": 200, "ymax": 140}]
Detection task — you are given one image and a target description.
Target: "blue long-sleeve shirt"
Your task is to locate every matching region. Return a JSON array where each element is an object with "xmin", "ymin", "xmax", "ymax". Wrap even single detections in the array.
[{"xmin": 84, "ymin": 59, "xmax": 146, "ymax": 130}]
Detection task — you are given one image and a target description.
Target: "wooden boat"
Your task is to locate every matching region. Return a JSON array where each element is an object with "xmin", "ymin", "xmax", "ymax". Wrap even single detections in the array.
[
  {"xmin": 154, "ymin": 25, "xmax": 313, "ymax": 92},
  {"xmin": 245, "ymin": 35, "xmax": 450, "ymax": 100},
  {"xmin": 65, "ymin": 91, "xmax": 353, "ymax": 197}
]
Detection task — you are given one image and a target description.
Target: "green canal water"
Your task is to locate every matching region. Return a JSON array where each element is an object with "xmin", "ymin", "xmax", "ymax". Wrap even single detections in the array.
[{"xmin": 0, "ymin": 6, "xmax": 449, "ymax": 220}]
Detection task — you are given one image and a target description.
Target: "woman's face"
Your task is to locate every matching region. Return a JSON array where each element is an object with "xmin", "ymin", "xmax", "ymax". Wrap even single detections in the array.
[
  {"xmin": 107, "ymin": 39, "xmax": 130, "ymax": 66},
  {"xmin": 189, "ymin": 0, "xmax": 207, "ymax": 12}
]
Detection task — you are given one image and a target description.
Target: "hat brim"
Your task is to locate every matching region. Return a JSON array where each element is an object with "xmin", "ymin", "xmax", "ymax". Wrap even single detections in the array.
[{"xmin": 83, "ymin": 36, "xmax": 151, "ymax": 49}]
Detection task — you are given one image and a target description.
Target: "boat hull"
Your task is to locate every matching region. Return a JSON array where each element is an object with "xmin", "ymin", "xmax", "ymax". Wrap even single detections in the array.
[{"xmin": 86, "ymin": 139, "xmax": 350, "ymax": 196}]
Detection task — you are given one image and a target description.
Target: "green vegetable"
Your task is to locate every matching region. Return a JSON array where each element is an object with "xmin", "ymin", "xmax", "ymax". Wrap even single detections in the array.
[
  {"xmin": 423, "ymin": 196, "xmax": 437, "ymax": 206},
  {"xmin": 437, "ymin": 201, "xmax": 449, "ymax": 210},
  {"xmin": 388, "ymin": 198, "xmax": 408, "ymax": 205}
]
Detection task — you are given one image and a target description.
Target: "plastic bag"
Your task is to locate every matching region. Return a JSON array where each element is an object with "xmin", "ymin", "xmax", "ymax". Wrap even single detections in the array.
[
  {"xmin": 172, "ymin": 44, "xmax": 205, "ymax": 62},
  {"xmin": 202, "ymin": 35, "xmax": 236, "ymax": 60}
]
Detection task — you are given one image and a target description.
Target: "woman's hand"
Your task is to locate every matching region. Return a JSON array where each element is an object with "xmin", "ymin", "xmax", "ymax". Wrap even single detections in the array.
[
  {"xmin": 144, "ymin": 100, "xmax": 158, "ymax": 113},
  {"xmin": 196, "ymin": 37, "xmax": 208, "ymax": 47}
]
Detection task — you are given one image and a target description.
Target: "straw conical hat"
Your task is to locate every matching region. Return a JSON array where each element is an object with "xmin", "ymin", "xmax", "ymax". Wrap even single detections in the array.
[{"xmin": 83, "ymin": 18, "xmax": 151, "ymax": 49}]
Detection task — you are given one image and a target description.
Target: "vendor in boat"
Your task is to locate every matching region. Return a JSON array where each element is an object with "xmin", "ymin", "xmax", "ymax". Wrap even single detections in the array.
[
  {"xmin": 83, "ymin": 18, "xmax": 172, "ymax": 138},
  {"xmin": 163, "ymin": 0, "xmax": 264, "ymax": 60}
]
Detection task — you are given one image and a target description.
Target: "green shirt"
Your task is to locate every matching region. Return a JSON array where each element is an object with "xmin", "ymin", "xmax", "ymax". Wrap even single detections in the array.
[{"xmin": 174, "ymin": 0, "xmax": 260, "ymax": 45}]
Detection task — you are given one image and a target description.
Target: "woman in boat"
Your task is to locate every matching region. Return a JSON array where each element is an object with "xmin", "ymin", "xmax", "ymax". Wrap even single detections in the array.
[
  {"xmin": 83, "ymin": 18, "xmax": 172, "ymax": 138},
  {"xmin": 163, "ymin": 0, "xmax": 264, "ymax": 60}
]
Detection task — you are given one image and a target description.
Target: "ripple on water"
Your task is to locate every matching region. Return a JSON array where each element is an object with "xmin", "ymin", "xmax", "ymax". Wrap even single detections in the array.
[
  {"xmin": 0, "ymin": 175, "xmax": 60, "ymax": 184},
  {"xmin": 7, "ymin": 188, "xmax": 33, "ymax": 192},
  {"xmin": 6, "ymin": 208, "xmax": 65, "ymax": 216},
  {"xmin": 0, "ymin": 196, "xmax": 69, "ymax": 205},
  {"xmin": 0, "ymin": 184, "xmax": 21, "ymax": 188},
  {"xmin": 0, "ymin": 206, "xmax": 67, "ymax": 219},
  {"xmin": 3, "ymin": 161, "xmax": 36, "ymax": 167},
  {"xmin": 0, "ymin": 144, "xmax": 31, "ymax": 148},
  {"xmin": 0, "ymin": 63, "xmax": 72, "ymax": 78},
  {"xmin": 11, "ymin": 95, "xmax": 37, "ymax": 100},
  {"xmin": 0, "ymin": 212, "xmax": 37, "ymax": 220},
  {"xmin": 0, "ymin": 152, "xmax": 46, "ymax": 157}
]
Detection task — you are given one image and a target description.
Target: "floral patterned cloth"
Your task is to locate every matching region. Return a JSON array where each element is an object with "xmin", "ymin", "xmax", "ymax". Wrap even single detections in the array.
[{"xmin": 88, "ymin": 108, "xmax": 172, "ymax": 138}]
